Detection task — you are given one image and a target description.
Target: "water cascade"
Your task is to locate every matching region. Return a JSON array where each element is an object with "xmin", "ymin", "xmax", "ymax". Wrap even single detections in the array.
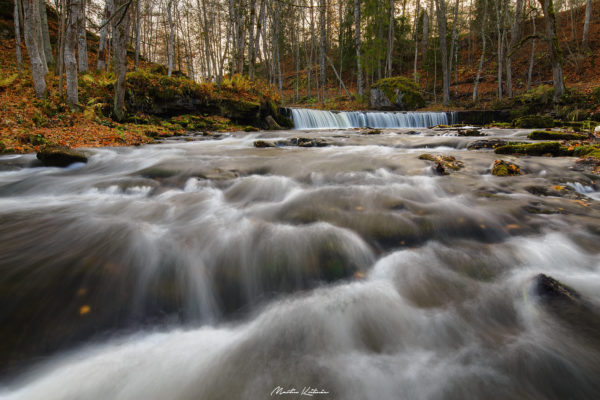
[{"xmin": 290, "ymin": 108, "xmax": 456, "ymax": 129}]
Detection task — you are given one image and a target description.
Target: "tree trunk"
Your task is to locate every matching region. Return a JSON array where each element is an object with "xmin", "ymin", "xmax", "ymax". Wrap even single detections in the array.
[
  {"xmin": 319, "ymin": 0, "xmax": 326, "ymax": 105},
  {"xmin": 14, "ymin": 0, "xmax": 23, "ymax": 70},
  {"xmin": 421, "ymin": 8, "xmax": 428, "ymax": 63},
  {"xmin": 506, "ymin": 0, "xmax": 523, "ymax": 98},
  {"xmin": 495, "ymin": 0, "xmax": 504, "ymax": 100},
  {"xmin": 526, "ymin": 13, "xmax": 536, "ymax": 90},
  {"xmin": 23, "ymin": 0, "xmax": 47, "ymax": 98},
  {"xmin": 247, "ymin": 0, "xmax": 257, "ymax": 79},
  {"xmin": 77, "ymin": 0, "xmax": 88, "ymax": 73},
  {"xmin": 167, "ymin": 0, "xmax": 174, "ymax": 76},
  {"xmin": 135, "ymin": 0, "xmax": 141, "ymax": 70},
  {"xmin": 39, "ymin": 0, "xmax": 54, "ymax": 67},
  {"xmin": 538, "ymin": 0, "xmax": 565, "ymax": 100},
  {"xmin": 582, "ymin": 0, "xmax": 592, "ymax": 47},
  {"xmin": 385, "ymin": 0, "xmax": 394, "ymax": 77},
  {"xmin": 112, "ymin": 0, "xmax": 131, "ymax": 120},
  {"xmin": 414, "ymin": 0, "xmax": 420, "ymax": 82},
  {"xmin": 434, "ymin": 0, "xmax": 450, "ymax": 106},
  {"xmin": 473, "ymin": 0, "xmax": 487, "ymax": 101},
  {"xmin": 97, "ymin": 0, "xmax": 112, "ymax": 71},
  {"xmin": 354, "ymin": 0, "xmax": 363, "ymax": 97},
  {"xmin": 448, "ymin": 0, "xmax": 459, "ymax": 87},
  {"xmin": 65, "ymin": 0, "xmax": 78, "ymax": 105}
]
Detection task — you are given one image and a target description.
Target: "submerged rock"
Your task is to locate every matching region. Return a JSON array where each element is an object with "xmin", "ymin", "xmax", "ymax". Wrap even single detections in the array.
[
  {"xmin": 36, "ymin": 146, "xmax": 88, "ymax": 167},
  {"xmin": 457, "ymin": 128, "xmax": 485, "ymax": 137},
  {"xmin": 491, "ymin": 160, "xmax": 521, "ymax": 176},
  {"xmin": 418, "ymin": 153, "xmax": 464, "ymax": 175},
  {"xmin": 531, "ymin": 274, "xmax": 600, "ymax": 343},
  {"xmin": 276, "ymin": 137, "xmax": 330, "ymax": 147},
  {"xmin": 467, "ymin": 139, "xmax": 507, "ymax": 150},
  {"xmin": 253, "ymin": 140, "xmax": 276, "ymax": 148}
]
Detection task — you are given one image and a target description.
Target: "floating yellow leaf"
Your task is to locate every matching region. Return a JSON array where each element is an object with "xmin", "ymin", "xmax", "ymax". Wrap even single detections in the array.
[{"xmin": 79, "ymin": 305, "xmax": 91, "ymax": 315}]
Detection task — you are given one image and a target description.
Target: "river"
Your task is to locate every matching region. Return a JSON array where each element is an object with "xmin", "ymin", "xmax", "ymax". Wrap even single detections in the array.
[{"xmin": 0, "ymin": 124, "xmax": 599, "ymax": 399}]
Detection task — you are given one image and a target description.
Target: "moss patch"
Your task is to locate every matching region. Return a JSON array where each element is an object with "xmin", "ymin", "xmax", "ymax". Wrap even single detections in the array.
[
  {"xmin": 371, "ymin": 76, "xmax": 425, "ymax": 110},
  {"xmin": 513, "ymin": 115, "xmax": 555, "ymax": 129},
  {"xmin": 494, "ymin": 142, "xmax": 564, "ymax": 156},
  {"xmin": 491, "ymin": 160, "xmax": 521, "ymax": 176},
  {"xmin": 527, "ymin": 131, "xmax": 588, "ymax": 140}
]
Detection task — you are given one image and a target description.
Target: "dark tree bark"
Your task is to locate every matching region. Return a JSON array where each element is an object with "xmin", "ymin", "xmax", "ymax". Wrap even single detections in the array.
[
  {"xmin": 434, "ymin": 0, "xmax": 450, "ymax": 106},
  {"xmin": 14, "ymin": 0, "xmax": 23, "ymax": 70},
  {"xmin": 538, "ymin": 0, "xmax": 565, "ymax": 100},
  {"xmin": 506, "ymin": 0, "xmax": 523, "ymax": 98}
]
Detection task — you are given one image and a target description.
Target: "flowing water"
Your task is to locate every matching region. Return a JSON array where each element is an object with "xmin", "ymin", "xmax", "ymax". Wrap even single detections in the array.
[
  {"xmin": 289, "ymin": 108, "xmax": 455, "ymax": 129},
  {"xmin": 0, "ymin": 125, "xmax": 600, "ymax": 399}
]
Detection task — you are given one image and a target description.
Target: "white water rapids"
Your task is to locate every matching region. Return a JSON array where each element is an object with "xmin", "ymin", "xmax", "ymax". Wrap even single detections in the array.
[{"xmin": 0, "ymin": 127, "xmax": 599, "ymax": 399}]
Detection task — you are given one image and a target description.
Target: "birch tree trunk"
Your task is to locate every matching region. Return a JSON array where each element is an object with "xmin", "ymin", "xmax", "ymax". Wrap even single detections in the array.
[
  {"xmin": 354, "ymin": 0, "xmax": 363, "ymax": 97},
  {"xmin": 23, "ymin": 0, "xmax": 47, "ymax": 98},
  {"xmin": 77, "ymin": 0, "xmax": 88, "ymax": 73},
  {"xmin": 97, "ymin": 0, "xmax": 112, "ymax": 71},
  {"xmin": 538, "ymin": 0, "xmax": 565, "ymax": 100},
  {"xmin": 39, "ymin": 0, "xmax": 54, "ymax": 67},
  {"xmin": 65, "ymin": 0, "xmax": 78, "ymax": 105},
  {"xmin": 113, "ymin": 0, "xmax": 131, "ymax": 120}
]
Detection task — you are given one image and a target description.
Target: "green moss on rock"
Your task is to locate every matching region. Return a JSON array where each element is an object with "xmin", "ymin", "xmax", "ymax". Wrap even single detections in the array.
[
  {"xmin": 491, "ymin": 160, "xmax": 521, "ymax": 176},
  {"xmin": 528, "ymin": 131, "xmax": 588, "ymax": 140},
  {"xmin": 371, "ymin": 76, "xmax": 425, "ymax": 110},
  {"xmin": 513, "ymin": 115, "xmax": 555, "ymax": 128},
  {"xmin": 494, "ymin": 142, "xmax": 563, "ymax": 156}
]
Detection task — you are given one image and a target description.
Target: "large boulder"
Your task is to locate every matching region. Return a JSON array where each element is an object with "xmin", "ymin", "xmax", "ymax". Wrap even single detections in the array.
[
  {"xmin": 370, "ymin": 76, "xmax": 425, "ymax": 111},
  {"xmin": 36, "ymin": 146, "xmax": 88, "ymax": 167}
]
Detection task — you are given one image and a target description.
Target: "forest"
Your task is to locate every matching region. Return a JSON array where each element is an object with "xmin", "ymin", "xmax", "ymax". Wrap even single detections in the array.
[{"xmin": 2, "ymin": 0, "xmax": 600, "ymax": 123}]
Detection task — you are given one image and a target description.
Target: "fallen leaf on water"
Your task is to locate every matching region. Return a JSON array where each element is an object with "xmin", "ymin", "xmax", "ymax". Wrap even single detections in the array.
[{"xmin": 79, "ymin": 305, "xmax": 91, "ymax": 315}]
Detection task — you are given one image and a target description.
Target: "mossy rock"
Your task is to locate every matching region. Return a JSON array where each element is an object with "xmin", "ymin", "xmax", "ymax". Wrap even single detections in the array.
[
  {"xmin": 370, "ymin": 76, "xmax": 425, "ymax": 110},
  {"xmin": 491, "ymin": 160, "xmax": 521, "ymax": 176},
  {"xmin": 418, "ymin": 153, "xmax": 464, "ymax": 175},
  {"xmin": 513, "ymin": 115, "xmax": 555, "ymax": 129},
  {"xmin": 150, "ymin": 64, "xmax": 168, "ymax": 75},
  {"xmin": 494, "ymin": 142, "xmax": 565, "ymax": 156},
  {"xmin": 528, "ymin": 131, "xmax": 588, "ymax": 141},
  {"xmin": 37, "ymin": 146, "xmax": 88, "ymax": 167},
  {"xmin": 572, "ymin": 145, "xmax": 600, "ymax": 158}
]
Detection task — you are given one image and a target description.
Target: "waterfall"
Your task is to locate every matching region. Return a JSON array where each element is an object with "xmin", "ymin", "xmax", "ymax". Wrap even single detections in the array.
[{"xmin": 289, "ymin": 108, "xmax": 456, "ymax": 129}]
